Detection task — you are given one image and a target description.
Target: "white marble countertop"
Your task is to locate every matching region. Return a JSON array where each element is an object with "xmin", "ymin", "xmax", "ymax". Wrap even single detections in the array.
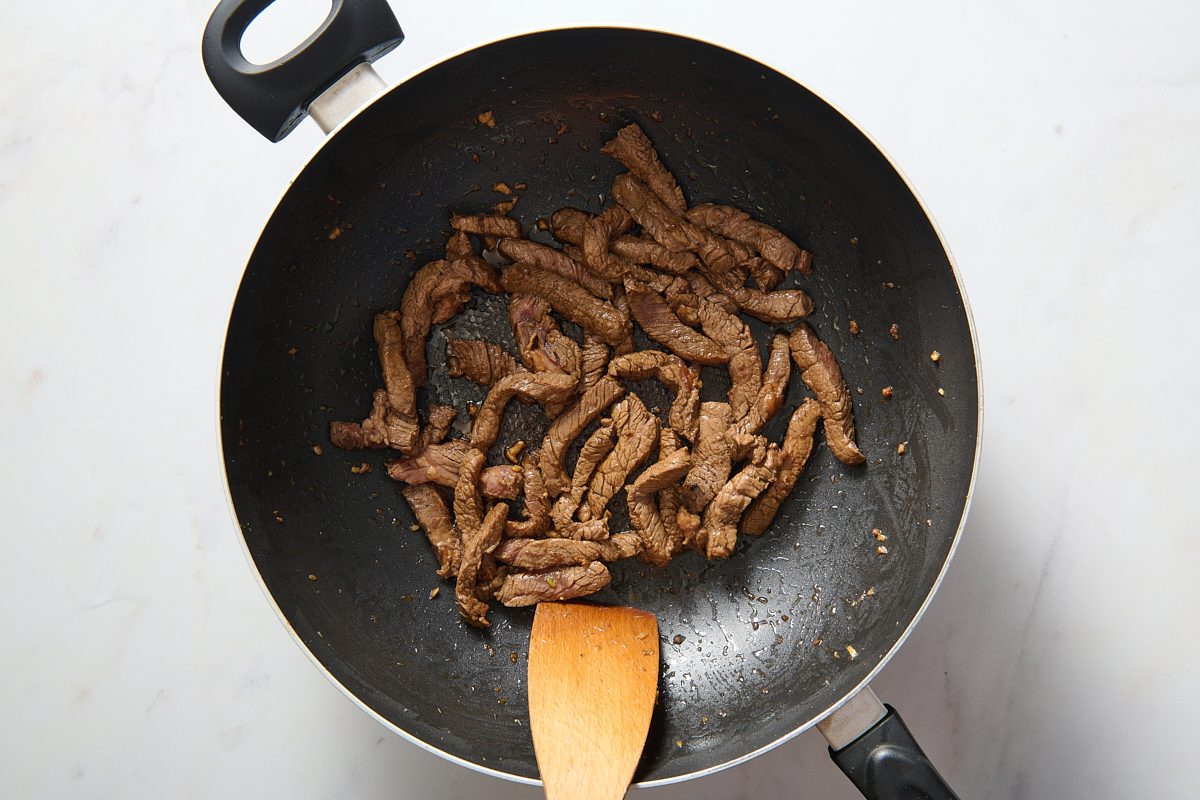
[{"xmin": 3, "ymin": 1, "xmax": 1198, "ymax": 797}]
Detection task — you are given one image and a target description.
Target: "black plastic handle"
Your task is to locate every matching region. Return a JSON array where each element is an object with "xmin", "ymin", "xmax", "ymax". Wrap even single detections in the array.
[
  {"xmin": 202, "ymin": 0, "xmax": 404, "ymax": 141},
  {"xmin": 830, "ymin": 705, "xmax": 961, "ymax": 800}
]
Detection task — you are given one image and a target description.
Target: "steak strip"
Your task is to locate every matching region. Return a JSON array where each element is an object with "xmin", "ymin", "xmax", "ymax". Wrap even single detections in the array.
[
  {"xmin": 505, "ymin": 451, "xmax": 551, "ymax": 537},
  {"xmin": 400, "ymin": 483, "xmax": 460, "ymax": 578},
  {"xmin": 497, "ymin": 238, "xmax": 613, "ymax": 299},
  {"xmin": 386, "ymin": 440, "xmax": 523, "ymax": 499},
  {"xmin": 500, "ymin": 263, "xmax": 632, "ymax": 347},
  {"xmin": 697, "ymin": 299, "xmax": 762, "ymax": 421},
  {"xmin": 744, "ymin": 398, "xmax": 821, "ymax": 535},
  {"xmin": 579, "ymin": 333, "xmax": 609, "ymax": 393},
  {"xmin": 790, "ymin": 323, "xmax": 866, "ymax": 465},
  {"xmin": 446, "ymin": 339, "xmax": 523, "ymax": 386},
  {"xmin": 607, "ymin": 350, "xmax": 702, "ymax": 443},
  {"xmin": 495, "ymin": 561, "xmax": 611, "ymax": 607},
  {"xmin": 550, "ymin": 421, "xmax": 616, "ymax": 527},
  {"xmin": 627, "ymin": 447, "xmax": 692, "ymax": 566},
  {"xmin": 330, "ymin": 387, "xmax": 417, "ymax": 452},
  {"xmin": 582, "ymin": 205, "xmax": 637, "ymax": 280},
  {"xmin": 400, "ymin": 257, "xmax": 500, "ymax": 384},
  {"xmin": 600, "ymin": 123, "xmax": 687, "ymax": 213},
  {"xmin": 685, "ymin": 203, "xmax": 813, "ymax": 273},
  {"xmin": 450, "ymin": 212, "xmax": 522, "ymax": 239},
  {"xmin": 372, "ymin": 312, "xmax": 420, "ymax": 452},
  {"xmin": 585, "ymin": 394, "xmax": 659, "ymax": 520},
  {"xmin": 682, "ymin": 401, "xmax": 733, "ymax": 513},
  {"xmin": 703, "ymin": 443, "xmax": 781, "ymax": 559},
  {"xmin": 539, "ymin": 376, "xmax": 626, "ymax": 496},
  {"xmin": 734, "ymin": 331, "xmax": 792, "ymax": 436},
  {"xmin": 624, "ymin": 278, "xmax": 729, "ymax": 366},
  {"xmin": 492, "ymin": 532, "xmax": 642, "ymax": 570},
  {"xmin": 470, "ymin": 371, "xmax": 578, "ymax": 451},
  {"xmin": 656, "ymin": 429, "xmax": 688, "ymax": 557}
]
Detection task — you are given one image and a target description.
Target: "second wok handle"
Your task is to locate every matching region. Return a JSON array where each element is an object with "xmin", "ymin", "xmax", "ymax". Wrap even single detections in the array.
[{"xmin": 822, "ymin": 689, "xmax": 960, "ymax": 800}]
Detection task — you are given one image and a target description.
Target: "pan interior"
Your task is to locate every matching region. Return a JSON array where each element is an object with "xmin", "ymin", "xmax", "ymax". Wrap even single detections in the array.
[{"xmin": 220, "ymin": 28, "xmax": 978, "ymax": 783}]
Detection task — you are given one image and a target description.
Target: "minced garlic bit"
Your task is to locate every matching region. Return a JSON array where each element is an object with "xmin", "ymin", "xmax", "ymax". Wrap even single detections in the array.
[
  {"xmin": 849, "ymin": 319, "xmax": 860, "ymax": 335},
  {"xmin": 889, "ymin": 323, "xmax": 900, "ymax": 340},
  {"xmin": 350, "ymin": 462, "xmax": 372, "ymax": 474},
  {"xmin": 897, "ymin": 441, "xmax": 907, "ymax": 456},
  {"xmin": 546, "ymin": 577, "xmax": 557, "ymax": 589},
  {"xmin": 871, "ymin": 528, "xmax": 887, "ymax": 542},
  {"xmin": 477, "ymin": 110, "xmax": 496, "ymax": 127},
  {"xmin": 846, "ymin": 645, "xmax": 858, "ymax": 659},
  {"xmin": 866, "ymin": 587, "xmax": 875, "ymax": 596},
  {"xmin": 675, "ymin": 740, "xmax": 684, "ymax": 748},
  {"xmin": 429, "ymin": 587, "xmax": 440, "ymax": 599},
  {"xmin": 328, "ymin": 225, "xmax": 342, "ymax": 240},
  {"xmin": 312, "ymin": 444, "xmax": 324, "ymax": 456},
  {"xmin": 308, "ymin": 574, "xmax": 318, "ymax": 581},
  {"xmin": 505, "ymin": 440, "xmax": 527, "ymax": 463},
  {"xmin": 937, "ymin": 387, "xmax": 945, "ymax": 396},
  {"xmin": 881, "ymin": 386, "xmax": 894, "ymax": 401},
  {"xmin": 876, "ymin": 545, "xmax": 889, "ymax": 556},
  {"xmin": 536, "ymin": 217, "xmax": 550, "ymax": 231},
  {"xmin": 467, "ymin": 402, "xmax": 479, "ymax": 418},
  {"xmin": 930, "ymin": 350, "xmax": 941, "ymax": 362},
  {"xmin": 492, "ymin": 181, "xmax": 512, "ymax": 195},
  {"xmin": 409, "ymin": 523, "xmax": 422, "ymax": 532}
]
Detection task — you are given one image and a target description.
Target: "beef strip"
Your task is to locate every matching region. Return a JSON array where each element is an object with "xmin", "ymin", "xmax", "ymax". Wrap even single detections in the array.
[
  {"xmin": 450, "ymin": 212, "xmax": 522, "ymax": 239},
  {"xmin": 611, "ymin": 235, "xmax": 698, "ymax": 273},
  {"xmin": 703, "ymin": 443, "xmax": 781, "ymax": 559},
  {"xmin": 744, "ymin": 398, "xmax": 821, "ymax": 535},
  {"xmin": 419, "ymin": 404, "xmax": 458, "ymax": 450},
  {"xmin": 453, "ymin": 448, "xmax": 486, "ymax": 534},
  {"xmin": 550, "ymin": 421, "xmax": 615, "ymax": 527},
  {"xmin": 508, "ymin": 294, "xmax": 564, "ymax": 375},
  {"xmin": 744, "ymin": 256, "xmax": 785, "ymax": 292},
  {"xmin": 697, "ymin": 299, "xmax": 762, "ymax": 421},
  {"xmin": 624, "ymin": 278, "xmax": 730, "ymax": 366},
  {"xmin": 682, "ymin": 401, "xmax": 733, "ymax": 513},
  {"xmin": 607, "ymin": 350, "xmax": 702, "ymax": 443},
  {"xmin": 549, "ymin": 207, "xmax": 589, "ymax": 246},
  {"xmin": 444, "ymin": 229, "xmax": 474, "ymax": 263},
  {"xmin": 470, "ymin": 371, "xmax": 578, "ymax": 451},
  {"xmin": 371, "ymin": 312, "xmax": 420, "ymax": 453},
  {"xmin": 656, "ymin": 429, "xmax": 688, "ymax": 557},
  {"xmin": 500, "ymin": 263, "xmax": 632, "ymax": 347},
  {"xmin": 582, "ymin": 204, "xmax": 637, "ymax": 280},
  {"xmin": 685, "ymin": 203, "xmax": 813, "ymax": 273},
  {"xmin": 700, "ymin": 264, "xmax": 813, "ymax": 324},
  {"xmin": 330, "ymin": 388, "xmax": 418, "ymax": 451},
  {"xmin": 386, "ymin": 440, "xmax": 523, "ymax": 499},
  {"xmin": 496, "ymin": 238, "xmax": 613, "ymax": 299},
  {"xmin": 663, "ymin": 276, "xmax": 701, "ymax": 326},
  {"xmin": 446, "ymin": 339, "xmax": 523, "ymax": 386},
  {"xmin": 456, "ymin": 501, "xmax": 509, "ymax": 627},
  {"xmin": 539, "ymin": 376, "xmax": 626, "ymax": 496},
  {"xmin": 678, "ymin": 506, "xmax": 702, "ymax": 551},
  {"xmin": 579, "ymin": 333, "xmax": 609, "ymax": 393},
  {"xmin": 609, "ymin": 282, "xmax": 636, "ymax": 356},
  {"xmin": 584, "ymin": 394, "xmax": 659, "ymax": 520},
  {"xmin": 601, "ymin": 123, "xmax": 687, "ymax": 213},
  {"xmin": 494, "ymin": 561, "xmax": 611, "ymax": 607},
  {"xmin": 547, "ymin": 518, "xmax": 611, "ymax": 541},
  {"xmin": 400, "ymin": 257, "xmax": 500, "ymax": 384},
  {"xmin": 505, "ymin": 451, "xmax": 551, "ymax": 537},
  {"xmin": 684, "ymin": 270, "xmax": 739, "ymax": 315},
  {"xmin": 610, "ymin": 173, "xmax": 693, "ymax": 252},
  {"xmin": 400, "ymin": 483, "xmax": 460, "ymax": 578},
  {"xmin": 473, "ymin": 556, "xmax": 509, "ymax": 603},
  {"xmin": 627, "ymin": 447, "xmax": 691, "ymax": 566},
  {"xmin": 790, "ymin": 323, "xmax": 865, "ymax": 465},
  {"xmin": 734, "ymin": 332, "xmax": 792, "ymax": 436},
  {"xmin": 493, "ymin": 532, "xmax": 642, "ymax": 570}
]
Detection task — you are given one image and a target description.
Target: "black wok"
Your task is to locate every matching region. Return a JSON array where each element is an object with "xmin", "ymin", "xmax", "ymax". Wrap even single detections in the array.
[{"xmin": 204, "ymin": 1, "xmax": 980, "ymax": 796}]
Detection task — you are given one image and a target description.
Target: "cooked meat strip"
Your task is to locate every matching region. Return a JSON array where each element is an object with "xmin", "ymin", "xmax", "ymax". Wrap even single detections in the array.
[
  {"xmin": 329, "ymin": 419, "xmax": 371, "ymax": 450},
  {"xmin": 663, "ymin": 276, "xmax": 701, "ymax": 326},
  {"xmin": 505, "ymin": 451, "xmax": 551, "ymax": 537},
  {"xmin": 545, "ymin": 330, "xmax": 582, "ymax": 384},
  {"xmin": 371, "ymin": 312, "xmax": 421, "ymax": 453},
  {"xmin": 508, "ymin": 294, "xmax": 564, "ymax": 375},
  {"xmin": 734, "ymin": 332, "xmax": 792, "ymax": 436},
  {"xmin": 493, "ymin": 532, "xmax": 642, "ymax": 570},
  {"xmin": 446, "ymin": 339, "xmax": 523, "ymax": 386},
  {"xmin": 697, "ymin": 299, "xmax": 762, "ymax": 420},
  {"xmin": 470, "ymin": 371, "xmax": 578, "ymax": 451},
  {"xmin": 580, "ymin": 333, "xmax": 609, "ymax": 392},
  {"xmin": 497, "ymin": 238, "xmax": 613, "ymax": 299},
  {"xmin": 678, "ymin": 506, "xmax": 703, "ymax": 551},
  {"xmin": 495, "ymin": 561, "xmax": 611, "ymax": 607},
  {"xmin": 444, "ymin": 229, "xmax": 474, "ymax": 263},
  {"xmin": 744, "ymin": 398, "xmax": 821, "ymax": 535},
  {"xmin": 682, "ymin": 401, "xmax": 733, "ymax": 513},
  {"xmin": 684, "ymin": 270, "xmax": 739, "ymax": 315},
  {"xmin": 657, "ymin": 429, "xmax": 688, "ymax": 557},
  {"xmin": 624, "ymin": 278, "xmax": 730, "ymax": 366},
  {"xmin": 609, "ymin": 282, "xmax": 636, "ymax": 356},
  {"xmin": 610, "ymin": 173, "xmax": 692, "ymax": 252},
  {"xmin": 547, "ymin": 518, "xmax": 611, "ymax": 541},
  {"xmin": 453, "ymin": 448, "xmax": 486, "ymax": 534},
  {"xmin": 549, "ymin": 207, "xmax": 588, "ymax": 246},
  {"xmin": 386, "ymin": 440, "xmax": 523, "ymax": 499},
  {"xmin": 702, "ymin": 265, "xmax": 814, "ymax": 324},
  {"xmin": 419, "ymin": 404, "xmax": 458, "ymax": 449},
  {"xmin": 627, "ymin": 448, "xmax": 691, "ymax": 566},
  {"xmin": 732, "ymin": 432, "xmax": 767, "ymax": 463},
  {"xmin": 550, "ymin": 421, "xmax": 616, "ymax": 527},
  {"xmin": 400, "ymin": 483, "xmax": 460, "ymax": 578},
  {"xmin": 473, "ymin": 555, "xmax": 508, "ymax": 603},
  {"xmin": 703, "ymin": 443, "xmax": 781, "ymax": 559},
  {"xmin": 582, "ymin": 205, "xmax": 637, "ymax": 280},
  {"xmin": 601, "ymin": 123, "xmax": 687, "ymax": 212},
  {"xmin": 607, "ymin": 350, "xmax": 702, "ymax": 442},
  {"xmin": 500, "ymin": 263, "xmax": 632, "ymax": 347},
  {"xmin": 450, "ymin": 212, "xmax": 522, "ymax": 239},
  {"xmin": 330, "ymin": 388, "xmax": 418, "ymax": 451},
  {"xmin": 400, "ymin": 257, "xmax": 500, "ymax": 384},
  {"xmin": 611, "ymin": 235, "xmax": 698, "ymax": 274},
  {"xmin": 585, "ymin": 394, "xmax": 659, "ymax": 520},
  {"xmin": 685, "ymin": 203, "xmax": 813, "ymax": 273},
  {"xmin": 744, "ymin": 256, "xmax": 785, "ymax": 291},
  {"xmin": 539, "ymin": 376, "xmax": 626, "ymax": 496},
  {"xmin": 456, "ymin": 501, "xmax": 509, "ymax": 628},
  {"xmin": 790, "ymin": 323, "xmax": 866, "ymax": 465}
]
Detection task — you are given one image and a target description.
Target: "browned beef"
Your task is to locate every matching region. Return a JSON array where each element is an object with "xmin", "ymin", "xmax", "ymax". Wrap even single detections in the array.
[
  {"xmin": 627, "ymin": 447, "xmax": 691, "ymax": 566},
  {"xmin": 539, "ymin": 376, "xmax": 626, "ymax": 496},
  {"xmin": 790, "ymin": 323, "xmax": 865, "ymax": 465},
  {"xmin": 446, "ymin": 339, "xmax": 523, "ymax": 386},
  {"xmin": 703, "ymin": 443, "xmax": 781, "ymax": 559},
  {"xmin": 508, "ymin": 294, "xmax": 562, "ymax": 374},
  {"xmin": 419, "ymin": 404, "xmax": 458, "ymax": 450},
  {"xmin": 505, "ymin": 451, "xmax": 551, "ymax": 537},
  {"xmin": 611, "ymin": 235, "xmax": 698, "ymax": 273},
  {"xmin": 656, "ymin": 429, "xmax": 687, "ymax": 556},
  {"xmin": 494, "ymin": 561, "xmax": 611, "ymax": 607},
  {"xmin": 699, "ymin": 263, "xmax": 812, "ymax": 324},
  {"xmin": 684, "ymin": 270, "xmax": 739, "ymax": 315},
  {"xmin": 685, "ymin": 203, "xmax": 813, "ymax": 273},
  {"xmin": 624, "ymin": 278, "xmax": 730, "ymax": 366},
  {"xmin": 500, "ymin": 263, "xmax": 632, "ymax": 347},
  {"xmin": 547, "ymin": 518, "xmax": 611, "ymax": 541},
  {"xmin": 731, "ymin": 432, "xmax": 767, "ymax": 463},
  {"xmin": 453, "ymin": 448, "xmax": 486, "ymax": 534},
  {"xmin": 549, "ymin": 207, "xmax": 588, "ymax": 245},
  {"xmin": 387, "ymin": 440, "xmax": 522, "ymax": 499},
  {"xmin": 330, "ymin": 388, "xmax": 414, "ymax": 451},
  {"xmin": 492, "ymin": 532, "xmax": 642, "ymax": 570},
  {"xmin": 370, "ymin": 312, "xmax": 421, "ymax": 453},
  {"xmin": 744, "ymin": 398, "xmax": 821, "ymax": 535},
  {"xmin": 610, "ymin": 173, "xmax": 693, "ymax": 252},
  {"xmin": 677, "ymin": 505, "xmax": 702, "ymax": 551},
  {"xmin": 663, "ymin": 277, "xmax": 701, "ymax": 326},
  {"xmin": 734, "ymin": 332, "xmax": 792, "ymax": 436},
  {"xmin": 744, "ymin": 256, "xmax": 785, "ymax": 291},
  {"xmin": 585, "ymin": 394, "xmax": 659, "ymax": 519},
  {"xmin": 609, "ymin": 282, "xmax": 636, "ymax": 356},
  {"xmin": 682, "ymin": 401, "xmax": 733, "ymax": 512},
  {"xmin": 479, "ymin": 466, "xmax": 524, "ymax": 500},
  {"xmin": 456, "ymin": 500, "xmax": 509, "ymax": 627},
  {"xmin": 600, "ymin": 123, "xmax": 687, "ymax": 213},
  {"xmin": 582, "ymin": 205, "xmax": 637, "ymax": 280},
  {"xmin": 580, "ymin": 333, "xmax": 609, "ymax": 393},
  {"xmin": 697, "ymin": 300, "xmax": 762, "ymax": 421},
  {"xmin": 496, "ymin": 238, "xmax": 613, "ymax": 299},
  {"xmin": 607, "ymin": 350, "xmax": 702, "ymax": 442},
  {"xmin": 473, "ymin": 556, "xmax": 508, "ymax": 603},
  {"xmin": 550, "ymin": 421, "xmax": 615, "ymax": 527},
  {"xmin": 399, "ymin": 483, "xmax": 460, "ymax": 578},
  {"xmin": 450, "ymin": 212, "xmax": 522, "ymax": 239},
  {"xmin": 445, "ymin": 229, "xmax": 474, "ymax": 262},
  {"xmin": 400, "ymin": 257, "xmax": 500, "ymax": 384},
  {"xmin": 470, "ymin": 371, "xmax": 578, "ymax": 451}
]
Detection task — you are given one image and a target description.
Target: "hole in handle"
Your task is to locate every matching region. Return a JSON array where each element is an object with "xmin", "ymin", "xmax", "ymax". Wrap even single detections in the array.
[{"xmin": 240, "ymin": 0, "xmax": 334, "ymax": 66}]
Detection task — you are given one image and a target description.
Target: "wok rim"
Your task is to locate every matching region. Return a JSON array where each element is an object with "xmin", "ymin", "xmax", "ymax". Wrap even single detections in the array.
[{"xmin": 212, "ymin": 24, "xmax": 985, "ymax": 788}]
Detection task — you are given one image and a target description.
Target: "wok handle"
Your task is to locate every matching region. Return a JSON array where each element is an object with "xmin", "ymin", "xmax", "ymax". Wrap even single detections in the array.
[
  {"xmin": 828, "ymin": 704, "xmax": 961, "ymax": 800},
  {"xmin": 201, "ymin": 0, "xmax": 404, "ymax": 141}
]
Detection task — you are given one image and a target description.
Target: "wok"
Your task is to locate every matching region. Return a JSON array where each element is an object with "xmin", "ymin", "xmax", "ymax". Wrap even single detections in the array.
[{"xmin": 204, "ymin": 1, "xmax": 981, "ymax": 796}]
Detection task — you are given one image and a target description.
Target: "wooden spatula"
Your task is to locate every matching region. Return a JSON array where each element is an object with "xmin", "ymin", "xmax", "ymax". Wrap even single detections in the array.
[{"xmin": 528, "ymin": 602, "xmax": 660, "ymax": 800}]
